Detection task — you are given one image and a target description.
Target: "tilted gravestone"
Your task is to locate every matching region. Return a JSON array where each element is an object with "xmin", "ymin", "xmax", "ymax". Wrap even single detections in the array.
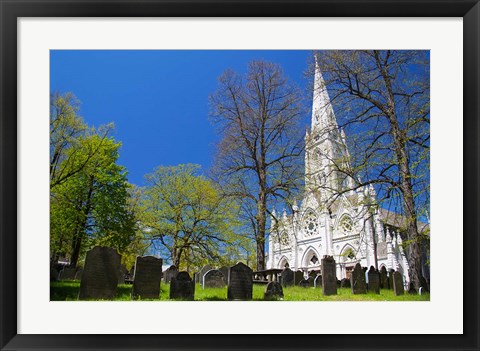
[
  {"xmin": 79, "ymin": 246, "xmax": 121, "ymax": 300},
  {"xmin": 59, "ymin": 266, "xmax": 77, "ymax": 280},
  {"xmin": 351, "ymin": 263, "xmax": 367, "ymax": 294},
  {"xmin": 321, "ymin": 256, "xmax": 337, "ymax": 296},
  {"xmin": 202, "ymin": 269, "xmax": 226, "ymax": 288},
  {"xmin": 227, "ymin": 262, "xmax": 253, "ymax": 300},
  {"xmin": 197, "ymin": 264, "xmax": 212, "ymax": 284},
  {"xmin": 132, "ymin": 256, "xmax": 163, "ymax": 299},
  {"xmin": 388, "ymin": 269, "xmax": 395, "ymax": 290},
  {"xmin": 379, "ymin": 266, "xmax": 389, "ymax": 289},
  {"xmin": 420, "ymin": 276, "xmax": 429, "ymax": 293},
  {"xmin": 340, "ymin": 278, "xmax": 351, "ymax": 288},
  {"xmin": 74, "ymin": 268, "xmax": 83, "ymax": 281},
  {"xmin": 170, "ymin": 272, "xmax": 195, "ymax": 300},
  {"xmin": 367, "ymin": 266, "xmax": 380, "ymax": 294},
  {"xmin": 219, "ymin": 266, "xmax": 229, "ymax": 282},
  {"xmin": 118, "ymin": 264, "xmax": 129, "ymax": 284},
  {"xmin": 298, "ymin": 279, "xmax": 311, "ymax": 288},
  {"xmin": 264, "ymin": 281, "xmax": 284, "ymax": 300},
  {"xmin": 314, "ymin": 275, "xmax": 322, "ymax": 288},
  {"xmin": 294, "ymin": 270, "xmax": 304, "ymax": 285},
  {"xmin": 281, "ymin": 267, "xmax": 294, "ymax": 287},
  {"xmin": 393, "ymin": 271, "xmax": 404, "ymax": 296},
  {"xmin": 163, "ymin": 265, "xmax": 179, "ymax": 283}
]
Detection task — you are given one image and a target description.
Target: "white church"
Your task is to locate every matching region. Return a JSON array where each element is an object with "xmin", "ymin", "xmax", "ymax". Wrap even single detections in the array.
[{"xmin": 266, "ymin": 61, "xmax": 424, "ymax": 286}]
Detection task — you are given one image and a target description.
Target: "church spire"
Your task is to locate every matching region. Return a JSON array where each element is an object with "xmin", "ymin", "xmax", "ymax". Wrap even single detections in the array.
[{"xmin": 311, "ymin": 55, "xmax": 338, "ymax": 132}]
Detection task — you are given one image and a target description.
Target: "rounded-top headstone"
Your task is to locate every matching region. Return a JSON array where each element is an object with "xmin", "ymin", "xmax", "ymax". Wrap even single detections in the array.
[
  {"xmin": 202, "ymin": 269, "xmax": 226, "ymax": 288},
  {"xmin": 264, "ymin": 281, "xmax": 284, "ymax": 300},
  {"xmin": 227, "ymin": 262, "xmax": 253, "ymax": 300},
  {"xmin": 170, "ymin": 271, "xmax": 195, "ymax": 300}
]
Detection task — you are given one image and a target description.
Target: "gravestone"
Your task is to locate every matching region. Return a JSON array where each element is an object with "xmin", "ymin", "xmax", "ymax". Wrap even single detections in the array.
[
  {"xmin": 170, "ymin": 272, "xmax": 195, "ymax": 300},
  {"xmin": 264, "ymin": 282, "xmax": 284, "ymax": 300},
  {"xmin": 420, "ymin": 276, "xmax": 430, "ymax": 292},
  {"xmin": 59, "ymin": 266, "xmax": 77, "ymax": 280},
  {"xmin": 163, "ymin": 265, "xmax": 178, "ymax": 283},
  {"xmin": 336, "ymin": 279, "xmax": 341, "ymax": 288},
  {"xmin": 227, "ymin": 262, "xmax": 253, "ymax": 300},
  {"xmin": 393, "ymin": 271, "xmax": 404, "ymax": 296},
  {"xmin": 281, "ymin": 267, "xmax": 294, "ymax": 287},
  {"xmin": 351, "ymin": 263, "xmax": 367, "ymax": 294},
  {"xmin": 408, "ymin": 282, "xmax": 417, "ymax": 294},
  {"xmin": 118, "ymin": 264, "xmax": 128, "ymax": 284},
  {"xmin": 50, "ymin": 267, "xmax": 59, "ymax": 282},
  {"xmin": 321, "ymin": 256, "xmax": 337, "ymax": 296},
  {"xmin": 219, "ymin": 266, "xmax": 229, "ymax": 282},
  {"xmin": 314, "ymin": 275, "xmax": 322, "ymax": 288},
  {"xmin": 294, "ymin": 270, "xmax": 304, "ymax": 285},
  {"xmin": 307, "ymin": 276, "xmax": 315, "ymax": 286},
  {"xmin": 367, "ymin": 266, "xmax": 380, "ymax": 294},
  {"xmin": 132, "ymin": 256, "xmax": 163, "ymax": 299},
  {"xmin": 74, "ymin": 268, "xmax": 83, "ymax": 281},
  {"xmin": 202, "ymin": 269, "xmax": 226, "ymax": 288},
  {"xmin": 79, "ymin": 246, "xmax": 121, "ymax": 300},
  {"xmin": 388, "ymin": 269, "xmax": 395, "ymax": 290},
  {"xmin": 379, "ymin": 266, "xmax": 389, "ymax": 289},
  {"xmin": 298, "ymin": 279, "xmax": 311, "ymax": 288},
  {"xmin": 197, "ymin": 264, "xmax": 212, "ymax": 284},
  {"xmin": 340, "ymin": 278, "xmax": 351, "ymax": 288}
]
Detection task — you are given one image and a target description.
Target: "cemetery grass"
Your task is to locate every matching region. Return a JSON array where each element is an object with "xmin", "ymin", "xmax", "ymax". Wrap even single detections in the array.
[{"xmin": 51, "ymin": 281, "xmax": 430, "ymax": 301}]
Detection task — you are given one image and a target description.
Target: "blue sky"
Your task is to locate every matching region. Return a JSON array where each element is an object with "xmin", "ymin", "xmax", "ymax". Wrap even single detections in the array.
[{"xmin": 50, "ymin": 50, "xmax": 313, "ymax": 186}]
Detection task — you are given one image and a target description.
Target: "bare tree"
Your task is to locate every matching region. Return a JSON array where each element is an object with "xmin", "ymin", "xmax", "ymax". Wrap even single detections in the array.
[
  {"xmin": 313, "ymin": 50, "xmax": 430, "ymax": 290},
  {"xmin": 210, "ymin": 60, "xmax": 305, "ymax": 270}
]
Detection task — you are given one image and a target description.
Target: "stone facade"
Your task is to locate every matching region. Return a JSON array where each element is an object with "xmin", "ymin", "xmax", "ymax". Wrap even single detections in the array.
[{"xmin": 267, "ymin": 60, "xmax": 416, "ymax": 288}]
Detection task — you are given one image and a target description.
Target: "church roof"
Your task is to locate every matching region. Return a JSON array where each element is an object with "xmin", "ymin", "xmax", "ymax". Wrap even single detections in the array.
[{"xmin": 379, "ymin": 208, "xmax": 429, "ymax": 234}]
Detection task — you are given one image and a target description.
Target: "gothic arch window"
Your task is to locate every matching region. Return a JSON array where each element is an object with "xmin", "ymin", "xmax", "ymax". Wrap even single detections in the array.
[
  {"xmin": 278, "ymin": 257, "xmax": 289, "ymax": 269},
  {"xmin": 303, "ymin": 210, "xmax": 318, "ymax": 237},
  {"xmin": 340, "ymin": 245, "xmax": 356, "ymax": 263},
  {"xmin": 302, "ymin": 247, "xmax": 320, "ymax": 268}
]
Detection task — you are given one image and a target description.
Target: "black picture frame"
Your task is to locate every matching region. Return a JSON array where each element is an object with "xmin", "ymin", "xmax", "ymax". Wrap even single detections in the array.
[{"xmin": 1, "ymin": 1, "xmax": 478, "ymax": 350}]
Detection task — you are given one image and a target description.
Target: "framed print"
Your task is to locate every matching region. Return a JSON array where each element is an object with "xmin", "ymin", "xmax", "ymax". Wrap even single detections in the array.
[{"xmin": 1, "ymin": 1, "xmax": 479, "ymax": 350}]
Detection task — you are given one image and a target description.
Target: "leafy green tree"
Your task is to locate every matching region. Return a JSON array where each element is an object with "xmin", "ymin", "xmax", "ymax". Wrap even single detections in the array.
[
  {"xmin": 50, "ymin": 129, "xmax": 135, "ymax": 268},
  {"xmin": 140, "ymin": 164, "xmax": 246, "ymax": 270},
  {"xmin": 50, "ymin": 92, "xmax": 113, "ymax": 189}
]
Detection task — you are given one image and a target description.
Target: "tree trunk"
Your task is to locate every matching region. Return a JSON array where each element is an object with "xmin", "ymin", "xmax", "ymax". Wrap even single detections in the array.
[
  {"xmin": 256, "ymin": 192, "xmax": 267, "ymax": 271},
  {"xmin": 375, "ymin": 51, "xmax": 423, "ymax": 290}
]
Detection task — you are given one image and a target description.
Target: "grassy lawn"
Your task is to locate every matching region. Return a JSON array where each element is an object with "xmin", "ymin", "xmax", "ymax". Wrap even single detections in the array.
[{"xmin": 51, "ymin": 281, "xmax": 430, "ymax": 301}]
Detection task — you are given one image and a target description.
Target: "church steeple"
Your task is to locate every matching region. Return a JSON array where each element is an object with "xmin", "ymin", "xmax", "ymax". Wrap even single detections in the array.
[
  {"xmin": 311, "ymin": 56, "xmax": 338, "ymax": 132},
  {"xmin": 305, "ymin": 55, "xmax": 352, "ymax": 195}
]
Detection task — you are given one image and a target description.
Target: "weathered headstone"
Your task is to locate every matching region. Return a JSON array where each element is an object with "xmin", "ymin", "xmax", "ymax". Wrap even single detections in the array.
[
  {"xmin": 132, "ymin": 256, "xmax": 163, "ymax": 299},
  {"xmin": 388, "ymin": 269, "xmax": 395, "ymax": 290},
  {"xmin": 314, "ymin": 275, "xmax": 322, "ymax": 288},
  {"xmin": 74, "ymin": 268, "xmax": 83, "ymax": 281},
  {"xmin": 298, "ymin": 279, "xmax": 311, "ymax": 288},
  {"xmin": 307, "ymin": 276, "xmax": 315, "ymax": 286},
  {"xmin": 118, "ymin": 264, "xmax": 128, "ymax": 284},
  {"xmin": 340, "ymin": 278, "xmax": 351, "ymax": 288},
  {"xmin": 281, "ymin": 267, "xmax": 294, "ymax": 287},
  {"xmin": 393, "ymin": 271, "xmax": 404, "ymax": 296},
  {"xmin": 351, "ymin": 263, "xmax": 367, "ymax": 294},
  {"xmin": 379, "ymin": 266, "xmax": 389, "ymax": 289},
  {"xmin": 58, "ymin": 266, "xmax": 77, "ymax": 280},
  {"xmin": 264, "ymin": 282, "xmax": 284, "ymax": 300},
  {"xmin": 420, "ymin": 276, "xmax": 430, "ymax": 292},
  {"xmin": 202, "ymin": 269, "xmax": 226, "ymax": 288},
  {"xmin": 227, "ymin": 262, "xmax": 253, "ymax": 300},
  {"xmin": 367, "ymin": 266, "xmax": 380, "ymax": 294},
  {"xmin": 321, "ymin": 256, "xmax": 337, "ymax": 295},
  {"xmin": 163, "ymin": 265, "xmax": 178, "ymax": 283},
  {"xmin": 197, "ymin": 264, "xmax": 212, "ymax": 284},
  {"xmin": 294, "ymin": 270, "xmax": 304, "ymax": 285},
  {"xmin": 408, "ymin": 282, "xmax": 417, "ymax": 294},
  {"xmin": 170, "ymin": 271, "xmax": 195, "ymax": 300},
  {"xmin": 79, "ymin": 246, "xmax": 121, "ymax": 300},
  {"xmin": 219, "ymin": 266, "xmax": 229, "ymax": 282}
]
